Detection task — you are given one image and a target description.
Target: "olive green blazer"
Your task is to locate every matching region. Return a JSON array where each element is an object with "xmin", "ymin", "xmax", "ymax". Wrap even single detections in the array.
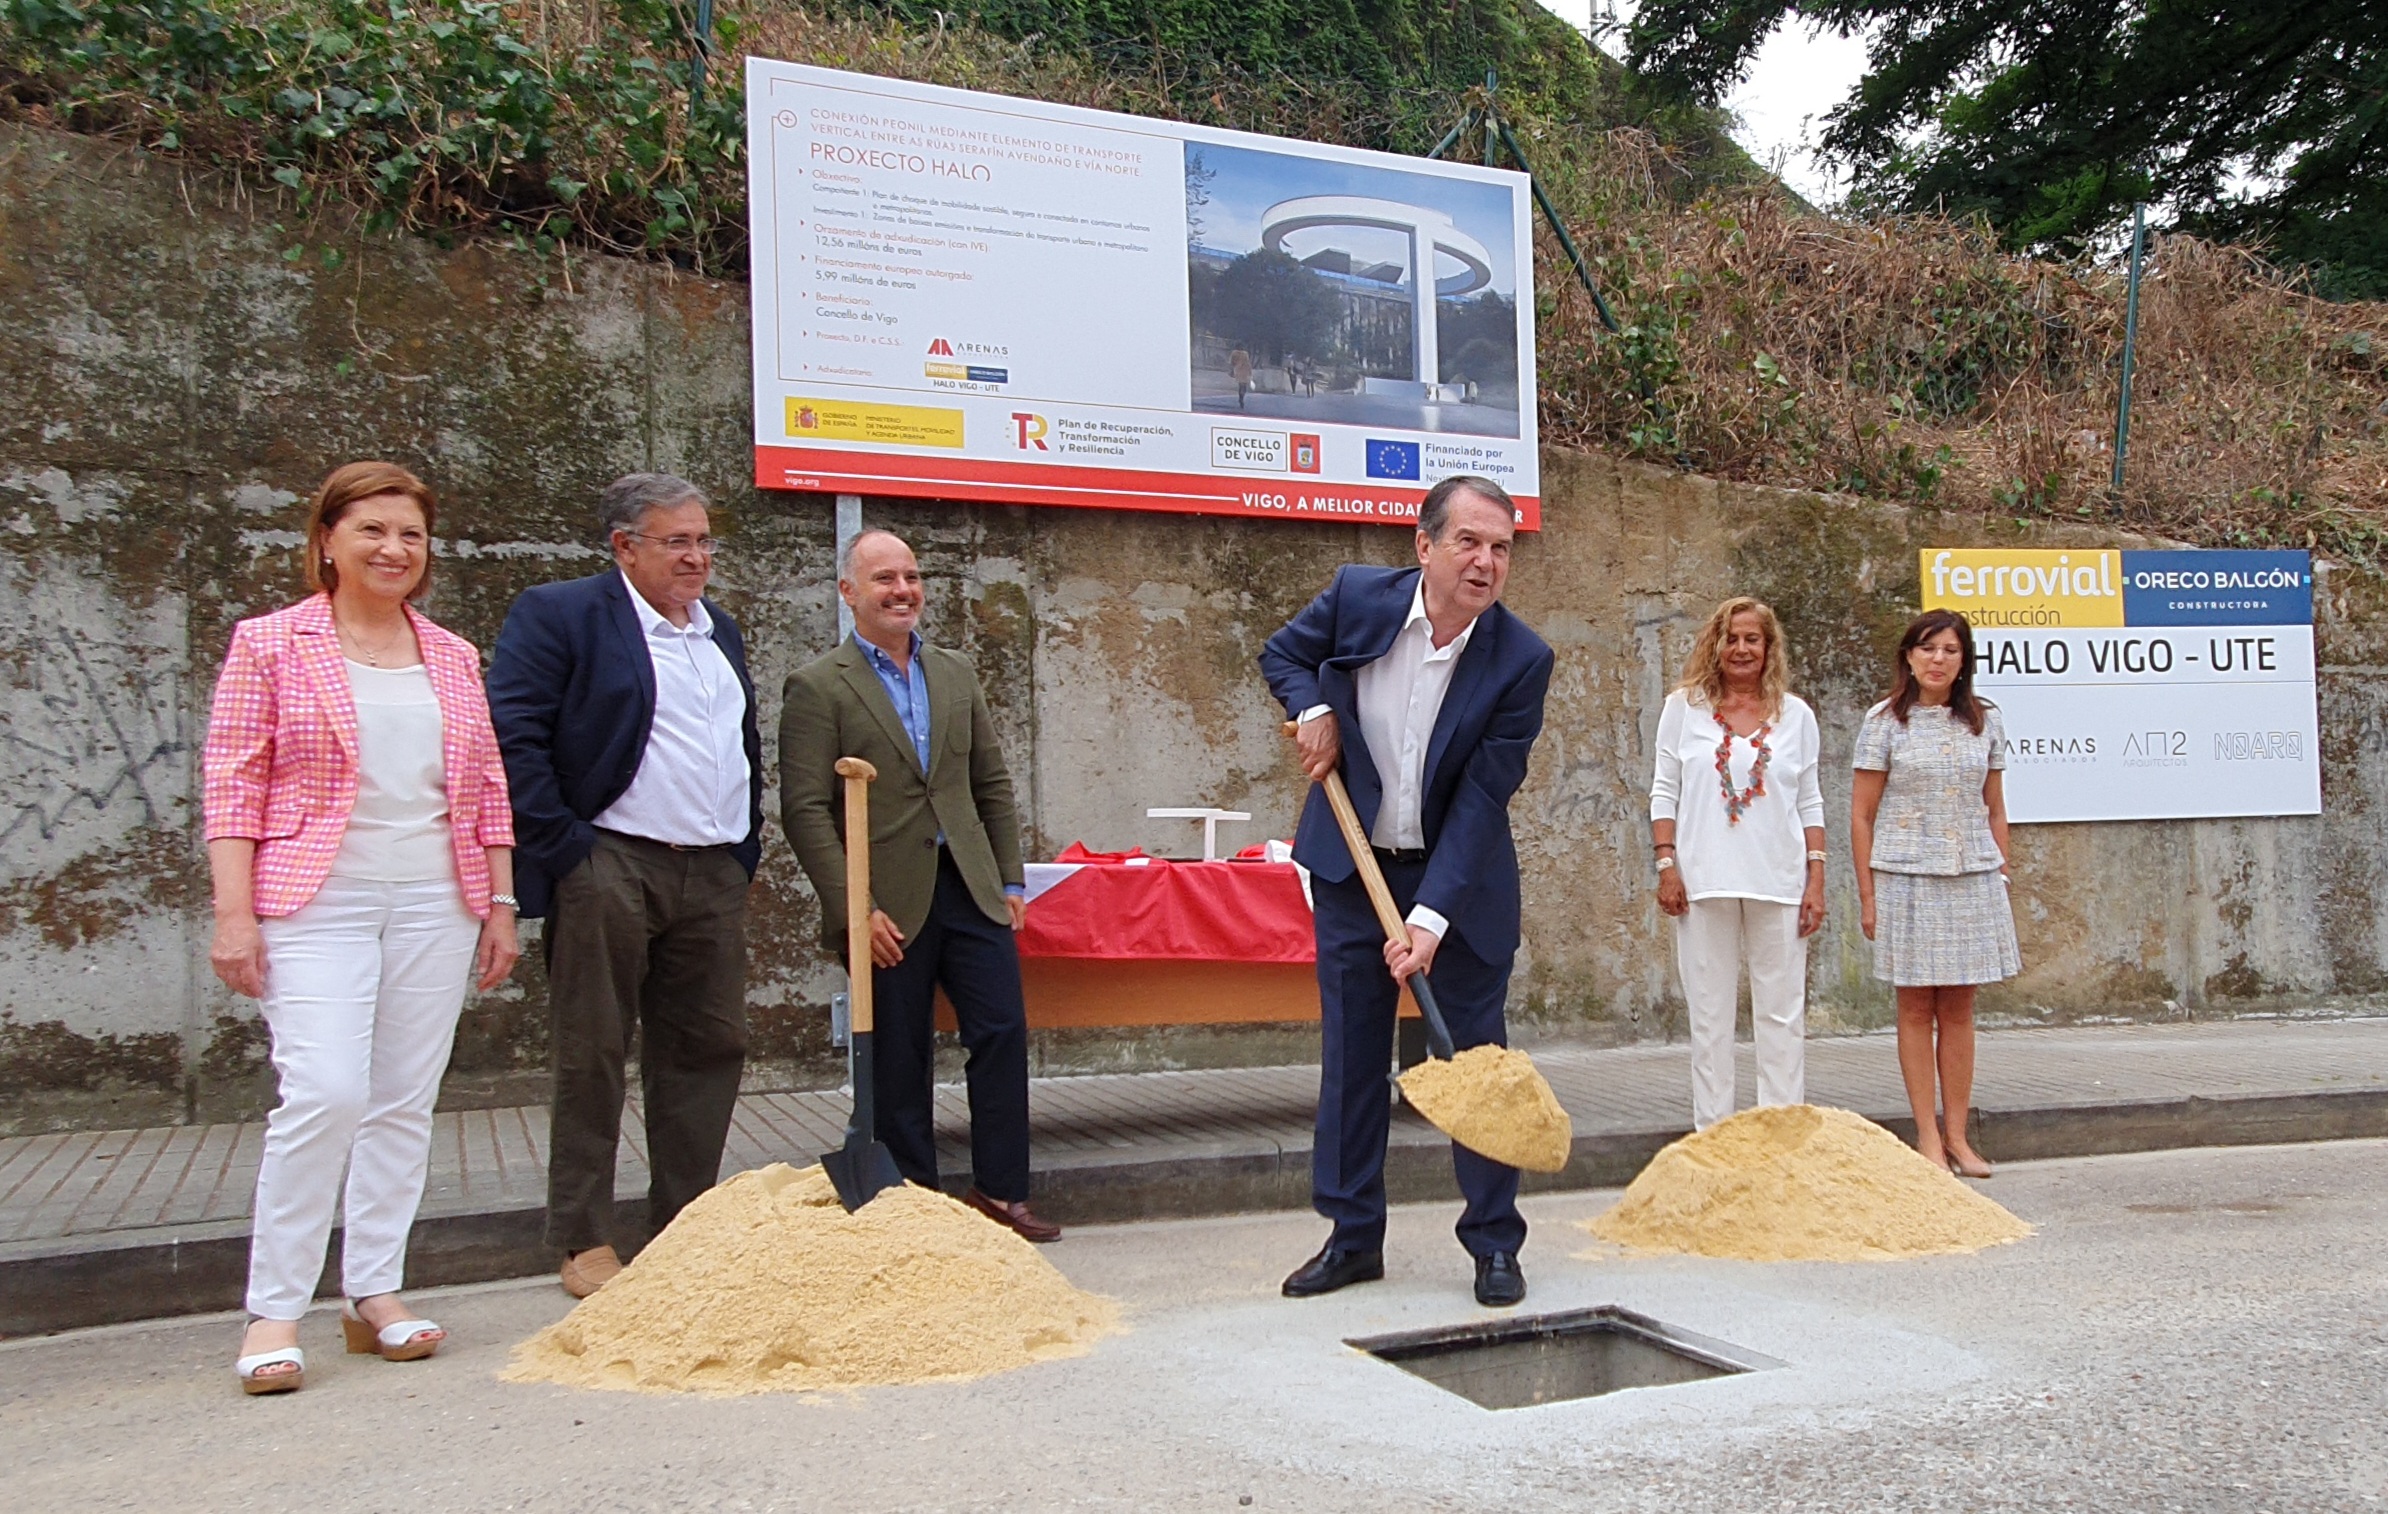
[{"xmin": 779, "ymin": 638, "xmax": 1024, "ymax": 955}]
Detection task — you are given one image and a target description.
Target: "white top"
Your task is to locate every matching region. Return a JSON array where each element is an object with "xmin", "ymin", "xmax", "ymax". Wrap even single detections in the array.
[
  {"xmin": 1648, "ymin": 688, "xmax": 1826, "ymax": 904},
  {"xmin": 593, "ymin": 572, "xmax": 751, "ymax": 847},
  {"xmin": 331, "ymin": 662, "xmax": 453, "ymax": 883},
  {"xmin": 1353, "ymin": 579, "xmax": 1478, "ymax": 939}
]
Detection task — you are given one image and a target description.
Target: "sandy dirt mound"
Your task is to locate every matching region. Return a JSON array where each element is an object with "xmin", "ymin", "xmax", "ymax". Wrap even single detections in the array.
[
  {"xmin": 1583, "ymin": 1104, "xmax": 2032, "ymax": 1261},
  {"xmin": 1398, "ymin": 1044, "xmax": 1573, "ymax": 1172},
  {"xmin": 504, "ymin": 1163, "xmax": 1120, "ymax": 1395}
]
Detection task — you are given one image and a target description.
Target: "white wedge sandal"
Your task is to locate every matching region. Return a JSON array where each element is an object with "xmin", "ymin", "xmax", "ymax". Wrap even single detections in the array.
[
  {"xmin": 235, "ymin": 1343, "xmax": 306, "ymax": 1395},
  {"xmin": 342, "ymin": 1299, "xmax": 445, "ymax": 1361}
]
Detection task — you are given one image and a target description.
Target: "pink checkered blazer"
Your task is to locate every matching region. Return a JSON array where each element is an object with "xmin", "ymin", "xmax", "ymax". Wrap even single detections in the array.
[{"xmin": 201, "ymin": 594, "xmax": 515, "ymax": 918}]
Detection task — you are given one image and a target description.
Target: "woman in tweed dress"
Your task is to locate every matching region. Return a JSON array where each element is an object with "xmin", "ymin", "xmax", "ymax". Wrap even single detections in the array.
[
  {"xmin": 204, "ymin": 463, "xmax": 519, "ymax": 1391},
  {"xmin": 1850, "ymin": 609, "xmax": 2018, "ymax": 1178}
]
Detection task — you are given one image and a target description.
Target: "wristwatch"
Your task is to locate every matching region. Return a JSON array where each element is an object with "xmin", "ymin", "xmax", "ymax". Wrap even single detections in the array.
[
  {"xmin": 1654, "ymin": 857, "xmax": 1678, "ymax": 873},
  {"xmin": 490, "ymin": 893, "xmax": 522, "ymax": 911}
]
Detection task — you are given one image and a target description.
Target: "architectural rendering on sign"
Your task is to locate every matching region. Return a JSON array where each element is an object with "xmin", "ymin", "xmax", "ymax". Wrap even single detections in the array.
[{"xmin": 1186, "ymin": 141, "xmax": 1522, "ymax": 436}]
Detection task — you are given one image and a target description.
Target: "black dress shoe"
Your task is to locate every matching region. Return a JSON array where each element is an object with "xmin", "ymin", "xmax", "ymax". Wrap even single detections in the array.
[
  {"xmin": 1281, "ymin": 1245, "xmax": 1385, "ymax": 1298},
  {"xmin": 1474, "ymin": 1250, "xmax": 1526, "ymax": 1307}
]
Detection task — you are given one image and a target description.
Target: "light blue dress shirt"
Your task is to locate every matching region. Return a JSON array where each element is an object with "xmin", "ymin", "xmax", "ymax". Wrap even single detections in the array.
[
  {"xmin": 853, "ymin": 633, "xmax": 1023, "ymax": 899},
  {"xmin": 856, "ymin": 631, "xmax": 932, "ymax": 774}
]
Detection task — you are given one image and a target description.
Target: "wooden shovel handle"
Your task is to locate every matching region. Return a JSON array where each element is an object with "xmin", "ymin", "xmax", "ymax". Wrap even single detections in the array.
[
  {"xmin": 836, "ymin": 757, "xmax": 877, "ymax": 1034},
  {"xmin": 1285, "ymin": 722, "xmax": 1458, "ymax": 1060},
  {"xmin": 1283, "ymin": 721, "xmax": 1409, "ymax": 948}
]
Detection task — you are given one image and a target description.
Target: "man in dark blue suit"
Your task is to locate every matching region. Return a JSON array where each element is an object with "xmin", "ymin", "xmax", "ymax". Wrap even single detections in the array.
[
  {"xmin": 485, "ymin": 474, "xmax": 764, "ymax": 1298},
  {"xmin": 1260, "ymin": 475, "xmax": 1554, "ymax": 1307}
]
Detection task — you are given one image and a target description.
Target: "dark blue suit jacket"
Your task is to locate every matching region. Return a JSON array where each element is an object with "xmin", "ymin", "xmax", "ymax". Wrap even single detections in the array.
[
  {"xmin": 1259, "ymin": 565, "xmax": 1554, "ymax": 960},
  {"xmin": 485, "ymin": 570, "xmax": 763, "ymax": 919}
]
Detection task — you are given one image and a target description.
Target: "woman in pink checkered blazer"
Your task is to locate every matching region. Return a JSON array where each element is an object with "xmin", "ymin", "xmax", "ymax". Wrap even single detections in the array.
[{"xmin": 202, "ymin": 462, "xmax": 519, "ymax": 1394}]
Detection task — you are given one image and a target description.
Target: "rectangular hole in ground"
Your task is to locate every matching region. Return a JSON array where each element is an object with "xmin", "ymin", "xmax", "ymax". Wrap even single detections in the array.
[{"xmin": 1347, "ymin": 1306, "xmax": 1777, "ymax": 1411}]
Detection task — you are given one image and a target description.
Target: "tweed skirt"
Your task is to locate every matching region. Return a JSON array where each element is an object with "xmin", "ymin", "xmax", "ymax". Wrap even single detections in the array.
[{"xmin": 1871, "ymin": 868, "xmax": 2022, "ymax": 986}]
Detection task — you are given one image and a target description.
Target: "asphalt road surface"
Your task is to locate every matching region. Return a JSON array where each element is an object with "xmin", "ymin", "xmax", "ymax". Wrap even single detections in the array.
[{"xmin": 5, "ymin": 1139, "xmax": 2383, "ymax": 1512}]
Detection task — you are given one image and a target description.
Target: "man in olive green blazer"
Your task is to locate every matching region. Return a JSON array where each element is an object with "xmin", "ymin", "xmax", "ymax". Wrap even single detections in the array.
[{"xmin": 779, "ymin": 528, "xmax": 1057, "ymax": 1241}]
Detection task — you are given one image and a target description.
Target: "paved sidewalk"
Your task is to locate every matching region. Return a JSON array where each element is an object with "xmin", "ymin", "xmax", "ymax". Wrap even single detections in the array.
[{"xmin": 4, "ymin": 1018, "xmax": 2385, "ymax": 1334}]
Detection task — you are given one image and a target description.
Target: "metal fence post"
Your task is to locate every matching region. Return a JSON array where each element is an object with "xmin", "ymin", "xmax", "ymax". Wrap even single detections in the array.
[
  {"xmin": 690, "ymin": 0, "xmax": 715, "ymax": 113},
  {"xmin": 2112, "ymin": 202, "xmax": 2146, "ymax": 494}
]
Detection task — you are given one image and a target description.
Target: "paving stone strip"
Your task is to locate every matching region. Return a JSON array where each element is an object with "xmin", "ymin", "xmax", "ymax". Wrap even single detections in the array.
[{"xmin": 2, "ymin": 1018, "xmax": 2383, "ymax": 1334}]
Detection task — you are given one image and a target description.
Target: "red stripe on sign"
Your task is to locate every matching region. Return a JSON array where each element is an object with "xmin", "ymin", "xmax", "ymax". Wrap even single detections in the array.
[{"xmin": 753, "ymin": 445, "xmax": 1543, "ymax": 530}]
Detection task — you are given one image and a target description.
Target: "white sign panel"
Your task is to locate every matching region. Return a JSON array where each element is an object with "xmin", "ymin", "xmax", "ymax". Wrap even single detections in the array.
[
  {"xmin": 746, "ymin": 58, "xmax": 1541, "ymax": 527},
  {"xmin": 1922, "ymin": 549, "xmax": 2320, "ymax": 823}
]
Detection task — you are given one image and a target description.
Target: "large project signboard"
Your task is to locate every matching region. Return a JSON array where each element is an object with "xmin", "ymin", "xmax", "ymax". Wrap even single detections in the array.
[
  {"xmin": 746, "ymin": 59, "xmax": 1541, "ymax": 528},
  {"xmin": 1920, "ymin": 548, "xmax": 2319, "ymax": 823}
]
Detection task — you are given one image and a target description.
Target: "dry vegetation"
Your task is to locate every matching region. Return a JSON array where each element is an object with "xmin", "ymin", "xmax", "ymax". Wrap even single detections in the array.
[
  {"xmin": 1528, "ymin": 130, "xmax": 2388, "ymax": 557},
  {"xmin": 7, "ymin": 1, "xmax": 2384, "ymax": 556}
]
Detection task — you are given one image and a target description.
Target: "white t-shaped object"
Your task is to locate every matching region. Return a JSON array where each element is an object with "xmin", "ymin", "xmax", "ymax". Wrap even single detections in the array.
[{"xmin": 1146, "ymin": 807, "xmax": 1252, "ymax": 862}]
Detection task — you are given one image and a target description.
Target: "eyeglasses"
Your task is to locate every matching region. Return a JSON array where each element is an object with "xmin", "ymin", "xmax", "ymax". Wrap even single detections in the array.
[{"xmin": 623, "ymin": 532, "xmax": 720, "ymax": 556}]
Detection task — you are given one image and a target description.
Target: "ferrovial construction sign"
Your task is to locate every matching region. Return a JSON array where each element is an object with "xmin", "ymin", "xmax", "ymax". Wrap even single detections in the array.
[
  {"xmin": 745, "ymin": 58, "xmax": 1540, "ymax": 527},
  {"xmin": 1921, "ymin": 548, "xmax": 2320, "ymax": 823}
]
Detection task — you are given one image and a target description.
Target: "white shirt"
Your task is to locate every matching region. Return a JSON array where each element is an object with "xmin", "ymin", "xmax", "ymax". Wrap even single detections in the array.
[
  {"xmin": 331, "ymin": 662, "xmax": 453, "ymax": 883},
  {"xmin": 1647, "ymin": 689, "xmax": 1826, "ymax": 904},
  {"xmin": 1311, "ymin": 580, "xmax": 1477, "ymax": 940},
  {"xmin": 593, "ymin": 572, "xmax": 751, "ymax": 847}
]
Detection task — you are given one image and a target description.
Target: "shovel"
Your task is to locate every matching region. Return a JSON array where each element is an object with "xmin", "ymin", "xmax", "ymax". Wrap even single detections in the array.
[
  {"xmin": 820, "ymin": 756, "xmax": 906, "ymax": 1212},
  {"xmin": 1306, "ymin": 753, "xmax": 1460, "ymax": 1058},
  {"xmin": 1290, "ymin": 724, "xmax": 1573, "ymax": 1173}
]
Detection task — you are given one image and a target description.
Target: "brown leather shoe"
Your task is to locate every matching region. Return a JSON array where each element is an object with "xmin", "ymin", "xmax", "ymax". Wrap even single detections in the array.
[
  {"xmin": 962, "ymin": 1187, "xmax": 1061, "ymax": 1243},
  {"xmin": 560, "ymin": 1245, "xmax": 622, "ymax": 1298}
]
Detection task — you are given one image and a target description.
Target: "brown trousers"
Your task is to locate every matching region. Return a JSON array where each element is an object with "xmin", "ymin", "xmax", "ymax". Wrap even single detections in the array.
[{"xmin": 544, "ymin": 830, "xmax": 749, "ymax": 1253}]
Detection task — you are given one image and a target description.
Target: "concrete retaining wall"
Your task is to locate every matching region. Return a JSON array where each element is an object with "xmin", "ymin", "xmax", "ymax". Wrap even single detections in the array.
[{"xmin": 6, "ymin": 125, "xmax": 2383, "ymax": 1133}]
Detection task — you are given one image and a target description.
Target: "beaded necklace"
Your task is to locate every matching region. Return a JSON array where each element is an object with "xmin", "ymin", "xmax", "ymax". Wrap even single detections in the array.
[{"xmin": 1715, "ymin": 718, "xmax": 1772, "ymax": 824}]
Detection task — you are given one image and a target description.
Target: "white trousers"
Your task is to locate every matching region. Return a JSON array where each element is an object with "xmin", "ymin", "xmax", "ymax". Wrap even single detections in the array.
[
  {"xmin": 247, "ymin": 875, "xmax": 478, "ymax": 1319},
  {"xmin": 1674, "ymin": 896, "xmax": 1808, "ymax": 1131}
]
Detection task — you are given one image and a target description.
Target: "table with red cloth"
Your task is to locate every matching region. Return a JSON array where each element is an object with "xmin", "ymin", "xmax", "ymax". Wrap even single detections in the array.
[{"xmin": 933, "ymin": 844, "xmax": 1416, "ymax": 1031}]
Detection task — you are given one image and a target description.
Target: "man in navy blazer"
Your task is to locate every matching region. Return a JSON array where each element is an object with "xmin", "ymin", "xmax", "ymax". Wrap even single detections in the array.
[
  {"xmin": 486, "ymin": 474, "xmax": 764, "ymax": 1298},
  {"xmin": 1260, "ymin": 475, "xmax": 1554, "ymax": 1307}
]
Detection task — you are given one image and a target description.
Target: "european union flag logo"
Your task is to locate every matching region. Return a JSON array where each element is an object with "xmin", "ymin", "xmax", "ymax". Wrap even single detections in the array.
[{"xmin": 1365, "ymin": 439, "xmax": 1421, "ymax": 481}]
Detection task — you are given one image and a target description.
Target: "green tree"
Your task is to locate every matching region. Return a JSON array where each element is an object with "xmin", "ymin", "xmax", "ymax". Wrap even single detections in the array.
[
  {"xmin": 1626, "ymin": 1, "xmax": 2388, "ymax": 296},
  {"xmin": 1437, "ymin": 290, "xmax": 1518, "ymax": 387},
  {"xmin": 1212, "ymin": 249, "xmax": 1340, "ymax": 365}
]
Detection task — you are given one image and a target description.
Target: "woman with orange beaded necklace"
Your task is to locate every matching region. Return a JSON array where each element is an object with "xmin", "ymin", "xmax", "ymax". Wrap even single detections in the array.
[{"xmin": 1649, "ymin": 597, "xmax": 1827, "ymax": 1131}]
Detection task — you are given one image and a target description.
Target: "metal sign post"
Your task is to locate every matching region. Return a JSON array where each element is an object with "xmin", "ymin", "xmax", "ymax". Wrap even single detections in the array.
[
  {"xmin": 1429, "ymin": 71, "xmax": 1621, "ymax": 337},
  {"xmin": 834, "ymin": 492, "xmax": 860, "ymax": 644}
]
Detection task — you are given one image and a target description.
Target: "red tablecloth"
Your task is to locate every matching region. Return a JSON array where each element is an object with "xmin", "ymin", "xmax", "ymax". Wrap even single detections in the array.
[{"xmin": 1019, "ymin": 858, "xmax": 1313, "ymax": 963}]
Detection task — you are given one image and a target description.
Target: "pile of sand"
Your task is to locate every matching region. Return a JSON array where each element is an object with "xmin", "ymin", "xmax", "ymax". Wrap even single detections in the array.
[
  {"xmin": 1583, "ymin": 1104, "xmax": 2032, "ymax": 1261},
  {"xmin": 1398, "ymin": 1044, "xmax": 1573, "ymax": 1173},
  {"xmin": 503, "ymin": 1163, "xmax": 1119, "ymax": 1395}
]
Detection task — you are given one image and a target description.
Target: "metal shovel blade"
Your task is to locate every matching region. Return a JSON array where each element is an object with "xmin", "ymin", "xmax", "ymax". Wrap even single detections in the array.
[
  {"xmin": 819, "ymin": 1028, "xmax": 905, "ymax": 1212},
  {"xmin": 820, "ymin": 1134, "xmax": 904, "ymax": 1212}
]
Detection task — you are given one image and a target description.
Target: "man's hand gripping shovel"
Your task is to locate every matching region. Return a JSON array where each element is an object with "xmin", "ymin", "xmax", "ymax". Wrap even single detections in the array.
[{"xmin": 1287, "ymin": 723, "xmax": 1572, "ymax": 1173}]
